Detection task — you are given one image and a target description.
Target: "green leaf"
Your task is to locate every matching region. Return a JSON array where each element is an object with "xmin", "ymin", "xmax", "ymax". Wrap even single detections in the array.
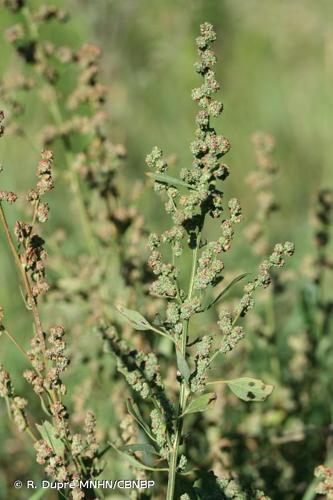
[
  {"xmin": 204, "ymin": 273, "xmax": 249, "ymax": 311},
  {"xmin": 183, "ymin": 392, "xmax": 216, "ymax": 416},
  {"xmin": 109, "ymin": 442, "xmax": 167, "ymax": 471},
  {"xmin": 116, "ymin": 306, "xmax": 152, "ymax": 331},
  {"xmin": 121, "ymin": 443, "xmax": 158, "ymax": 456},
  {"xmin": 126, "ymin": 399, "xmax": 156, "ymax": 442},
  {"xmin": 176, "ymin": 349, "xmax": 191, "ymax": 383},
  {"xmin": 36, "ymin": 421, "xmax": 65, "ymax": 457},
  {"xmin": 146, "ymin": 172, "xmax": 195, "ymax": 190},
  {"xmin": 116, "ymin": 306, "xmax": 174, "ymax": 343},
  {"xmin": 226, "ymin": 377, "xmax": 274, "ymax": 402}
]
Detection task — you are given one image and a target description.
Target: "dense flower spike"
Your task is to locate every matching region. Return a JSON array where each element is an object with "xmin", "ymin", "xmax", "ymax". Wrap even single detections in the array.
[
  {"xmin": 12, "ymin": 151, "xmax": 55, "ymax": 300},
  {"xmin": 145, "ymin": 23, "xmax": 242, "ymax": 330}
]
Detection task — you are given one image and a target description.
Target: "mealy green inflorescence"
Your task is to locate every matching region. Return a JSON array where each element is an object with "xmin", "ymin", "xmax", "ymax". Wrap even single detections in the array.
[
  {"xmin": 145, "ymin": 23, "xmax": 243, "ymax": 337},
  {"xmin": 105, "ymin": 23, "xmax": 294, "ymax": 498}
]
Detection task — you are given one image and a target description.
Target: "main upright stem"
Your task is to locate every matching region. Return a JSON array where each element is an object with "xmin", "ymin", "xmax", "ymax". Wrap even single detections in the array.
[{"xmin": 166, "ymin": 232, "xmax": 201, "ymax": 499}]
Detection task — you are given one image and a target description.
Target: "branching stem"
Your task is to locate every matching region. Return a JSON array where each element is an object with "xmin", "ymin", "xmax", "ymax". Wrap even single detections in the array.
[{"xmin": 166, "ymin": 230, "xmax": 201, "ymax": 499}]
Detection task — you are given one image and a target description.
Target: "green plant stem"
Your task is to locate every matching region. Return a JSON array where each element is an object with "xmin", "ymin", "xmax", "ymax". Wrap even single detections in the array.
[
  {"xmin": 149, "ymin": 325, "xmax": 177, "ymax": 344},
  {"xmin": 49, "ymin": 100, "xmax": 97, "ymax": 257},
  {"xmin": 166, "ymin": 231, "xmax": 201, "ymax": 500},
  {"xmin": 3, "ymin": 328, "xmax": 30, "ymax": 363},
  {"xmin": 25, "ymin": 426, "xmax": 38, "ymax": 442}
]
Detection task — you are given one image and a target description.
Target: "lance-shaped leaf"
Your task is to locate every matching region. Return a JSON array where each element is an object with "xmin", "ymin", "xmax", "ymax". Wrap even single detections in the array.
[
  {"xmin": 116, "ymin": 305, "xmax": 174, "ymax": 342},
  {"xmin": 203, "ymin": 273, "xmax": 249, "ymax": 311},
  {"xmin": 146, "ymin": 172, "xmax": 196, "ymax": 190},
  {"xmin": 109, "ymin": 442, "xmax": 167, "ymax": 471},
  {"xmin": 36, "ymin": 421, "xmax": 65, "ymax": 457},
  {"xmin": 116, "ymin": 306, "xmax": 152, "ymax": 330},
  {"xmin": 121, "ymin": 443, "xmax": 159, "ymax": 456},
  {"xmin": 182, "ymin": 392, "xmax": 217, "ymax": 416},
  {"xmin": 126, "ymin": 398, "xmax": 156, "ymax": 442},
  {"xmin": 226, "ymin": 377, "xmax": 273, "ymax": 402}
]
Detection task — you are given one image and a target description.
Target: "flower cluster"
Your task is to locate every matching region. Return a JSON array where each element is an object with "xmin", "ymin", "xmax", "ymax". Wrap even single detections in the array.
[
  {"xmin": 24, "ymin": 331, "xmax": 71, "ymax": 451},
  {"xmin": 218, "ymin": 242, "xmax": 294, "ymax": 353},
  {"xmin": 34, "ymin": 439, "xmax": 68, "ymax": 481},
  {"xmin": 103, "ymin": 327, "xmax": 167, "ymax": 402},
  {"xmin": 109, "ymin": 25, "xmax": 295, "ymax": 498},
  {"xmin": 0, "ymin": 364, "xmax": 12, "ymax": 397},
  {"xmin": 315, "ymin": 465, "xmax": 333, "ymax": 499},
  {"xmin": 0, "ymin": 190, "xmax": 17, "ymax": 203},
  {"xmin": 190, "ymin": 335, "xmax": 213, "ymax": 391},
  {"xmin": 236, "ymin": 242, "xmax": 295, "ymax": 317},
  {"xmin": 0, "ymin": 365, "xmax": 28, "ymax": 432},
  {"xmin": 13, "ymin": 151, "xmax": 54, "ymax": 299},
  {"xmin": 150, "ymin": 408, "xmax": 169, "ymax": 458},
  {"xmin": 24, "ymin": 324, "xmax": 70, "ymax": 396},
  {"xmin": 218, "ymin": 311, "xmax": 245, "ymax": 354}
]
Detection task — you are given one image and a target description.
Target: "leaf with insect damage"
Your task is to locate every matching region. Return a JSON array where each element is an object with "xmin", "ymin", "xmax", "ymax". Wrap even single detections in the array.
[{"xmin": 226, "ymin": 377, "xmax": 273, "ymax": 402}]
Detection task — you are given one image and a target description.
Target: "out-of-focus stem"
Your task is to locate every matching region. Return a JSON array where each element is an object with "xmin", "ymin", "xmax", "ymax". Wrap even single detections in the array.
[{"xmin": 21, "ymin": 5, "xmax": 97, "ymax": 257}]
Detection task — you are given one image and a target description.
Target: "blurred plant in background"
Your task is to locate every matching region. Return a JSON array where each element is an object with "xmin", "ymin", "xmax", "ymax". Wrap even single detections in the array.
[{"xmin": 0, "ymin": 0, "xmax": 153, "ymax": 495}]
